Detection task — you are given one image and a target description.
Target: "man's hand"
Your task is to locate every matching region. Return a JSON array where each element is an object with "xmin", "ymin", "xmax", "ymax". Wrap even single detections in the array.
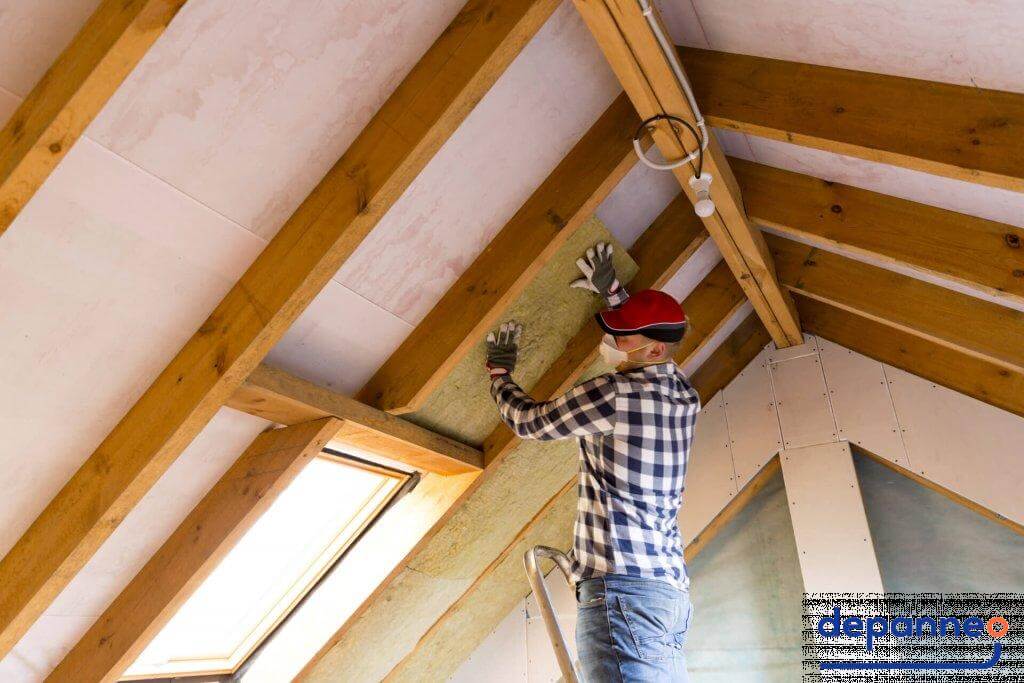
[
  {"xmin": 571, "ymin": 242, "xmax": 620, "ymax": 300},
  {"xmin": 486, "ymin": 321, "xmax": 522, "ymax": 378}
]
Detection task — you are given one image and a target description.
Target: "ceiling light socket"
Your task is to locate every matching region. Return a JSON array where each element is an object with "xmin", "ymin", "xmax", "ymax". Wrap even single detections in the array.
[{"xmin": 689, "ymin": 172, "xmax": 715, "ymax": 218}]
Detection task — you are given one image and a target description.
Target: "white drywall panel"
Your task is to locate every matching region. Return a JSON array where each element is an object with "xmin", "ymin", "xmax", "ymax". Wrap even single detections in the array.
[
  {"xmin": 661, "ymin": 240, "xmax": 722, "ymax": 303},
  {"xmin": 770, "ymin": 351, "xmax": 838, "ymax": 450},
  {"xmin": 596, "ymin": 158, "xmax": 680, "ymax": 250},
  {"xmin": 678, "ymin": 395, "xmax": 737, "ymax": 545},
  {"xmin": 524, "ymin": 572, "xmax": 578, "ymax": 682},
  {"xmin": 817, "ymin": 339, "xmax": 908, "ymax": 466},
  {"xmin": 780, "ymin": 442, "xmax": 884, "ymax": 593},
  {"xmin": 765, "ymin": 334, "xmax": 818, "ymax": 364},
  {"xmin": 885, "ymin": 366, "xmax": 1024, "ymax": 525},
  {"xmin": 722, "ymin": 347, "xmax": 782, "ymax": 488},
  {"xmin": 449, "ymin": 600, "xmax": 529, "ymax": 683}
]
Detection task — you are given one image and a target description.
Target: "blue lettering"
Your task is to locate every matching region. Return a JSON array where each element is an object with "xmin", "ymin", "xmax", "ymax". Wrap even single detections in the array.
[
  {"xmin": 891, "ymin": 617, "xmax": 913, "ymax": 637},
  {"xmin": 939, "ymin": 617, "xmax": 962, "ymax": 637},
  {"xmin": 914, "ymin": 616, "xmax": 937, "ymax": 637},
  {"xmin": 866, "ymin": 616, "xmax": 888, "ymax": 652},
  {"xmin": 843, "ymin": 616, "xmax": 865, "ymax": 637},
  {"xmin": 963, "ymin": 617, "xmax": 984, "ymax": 638},
  {"xmin": 818, "ymin": 606, "xmax": 842, "ymax": 637}
]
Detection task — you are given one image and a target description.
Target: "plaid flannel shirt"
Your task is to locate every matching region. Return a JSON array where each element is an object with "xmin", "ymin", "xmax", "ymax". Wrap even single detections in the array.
[{"xmin": 489, "ymin": 289, "xmax": 700, "ymax": 589}]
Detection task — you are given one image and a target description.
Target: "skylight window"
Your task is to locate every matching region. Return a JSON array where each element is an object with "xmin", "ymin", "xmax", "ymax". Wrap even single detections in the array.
[{"xmin": 122, "ymin": 453, "xmax": 406, "ymax": 679}]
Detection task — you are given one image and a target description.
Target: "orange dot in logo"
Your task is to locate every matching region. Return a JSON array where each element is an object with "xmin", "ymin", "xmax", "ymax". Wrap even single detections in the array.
[{"xmin": 986, "ymin": 616, "xmax": 1010, "ymax": 639}]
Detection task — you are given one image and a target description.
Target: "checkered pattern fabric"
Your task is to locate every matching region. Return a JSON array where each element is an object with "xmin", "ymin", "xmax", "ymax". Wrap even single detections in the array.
[{"xmin": 490, "ymin": 358, "xmax": 700, "ymax": 590}]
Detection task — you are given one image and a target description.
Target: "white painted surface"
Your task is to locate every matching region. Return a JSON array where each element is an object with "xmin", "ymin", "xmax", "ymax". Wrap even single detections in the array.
[
  {"xmin": 596, "ymin": 157, "xmax": 680, "ymax": 250},
  {"xmin": 450, "ymin": 601, "xmax": 529, "ymax": 682},
  {"xmin": 817, "ymin": 339, "xmax": 907, "ymax": 465},
  {"xmin": 780, "ymin": 442, "xmax": 884, "ymax": 593},
  {"xmin": 661, "ymin": 241, "xmax": 722, "ymax": 303},
  {"xmin": 885, "ymin": 366, "xmax": 1024, "ymax": 525},
  {"xmin": 679, "ymin": 394, "xmax": 736, "ymax": 545},
  {"xmin": 0, "ymin": 85, "xmax": 20, "ymax": 121},
  {"xmin": 721, "ymin": 347, "xmax": 781, "ymax": 487},
  {"xmin": 770, "ymin": 352, "xmax": 837, "ymax": 449}
]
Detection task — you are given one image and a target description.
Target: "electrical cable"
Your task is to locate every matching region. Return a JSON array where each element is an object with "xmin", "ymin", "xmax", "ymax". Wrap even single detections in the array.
[{"xmin": 632, "ymin": 113, "xmax": 704, "ymax": 175}]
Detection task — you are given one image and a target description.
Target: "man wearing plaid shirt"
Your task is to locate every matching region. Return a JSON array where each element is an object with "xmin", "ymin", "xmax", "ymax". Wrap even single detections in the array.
[{"xmin": 486, "ymin": 242, "xmax": 700, "ymax": 682}]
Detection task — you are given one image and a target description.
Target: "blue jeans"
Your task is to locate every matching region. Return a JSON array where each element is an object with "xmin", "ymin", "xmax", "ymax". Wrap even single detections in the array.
[{"xmin": 575, "ymin": 574, "xmax": 693, "ymax": 682}]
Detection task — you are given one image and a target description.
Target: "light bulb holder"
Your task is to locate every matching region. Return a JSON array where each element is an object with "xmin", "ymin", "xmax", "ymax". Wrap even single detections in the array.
[{"xmin": 689, "ymin": 172, "xmax": 715, "ymax": 218}]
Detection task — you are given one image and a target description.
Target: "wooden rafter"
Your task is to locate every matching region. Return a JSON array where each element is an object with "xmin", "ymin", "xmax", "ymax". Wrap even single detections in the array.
[
  {"xmin": 572, "ymin": 0, "xmax": 802, "ymax": 347},
  {"xmin": 358, "ymin": 93, "xmax": 641, "ymax": 414},
  {"xmin": 683, "ymin": 47, "xmax": 1024, "ymax": 192},
  {"xmin": 0, "ymin": 0, "xmax": 187, "ymax": 237},
  {"xmin": 689, "ymin": 312, "xmax": 770, "ymax": 404},
  {"xmin": 734, "ymin": 158, "xmax": 1024, "ymax": 307},
  {"xmin": 768, "ymin": 234, "xmax": 1024, "ymax": 378},
  {"xmin": 226, "ymin": 365, "xmax": 483, "ymax": 475},
  {"xmin": 0, "ymin": 0, "xmax": 559, "ymax": 657},
  {"xmin": 46, "ymin": 418, "xmax": 341, "ymax": 683},
  {"xmin": 796, "ymin": 295, "xmax": 1024, "ymax": 421},
  {"xmin": 301, "ymin": 187, "xmax": 709, "ymax": 679},
  {"xmin": 378, "ymin": 240, "xmax": 752, "ymax": 680}
]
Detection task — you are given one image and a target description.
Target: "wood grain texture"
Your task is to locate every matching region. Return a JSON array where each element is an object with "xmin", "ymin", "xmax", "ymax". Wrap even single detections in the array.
[
  {"xmin": 47, "ymin": 418, "xmax": 341, "ymax": 683},
  {"xmin": 672, "ymin": 259, "xmax": 746, "ymax": 365},
  {"xmin": 735, "ymin": 158, "xmax": 1024, "ymax": 306},
  {"xmin": 358, "ymin": 93, "xmax": 641, "ymax": 414},
  {"xmin": 0, "ymin": 0, "xmax": 558, "ymax": 657},
  {"xmin": 226, "ymin": 365, "xmax": 483, "ymax": 474},
  {"xmin": 683, "ymin": 47, "xmax": 1024, "ymax": 192},
  {"xmin": 796, "ymin": 295, "xmax": 1024, "ymax": 420},
  {"xmin": 572, "ymin": 0, "xmax": 801, "ymax": 347},
  {"xmin": 0, "ymin": 0, "xmax": 188, "ymax": 236},
  {"xmin": 768, "ymin": 234, "xmax": 1024, "ymax": 375}
]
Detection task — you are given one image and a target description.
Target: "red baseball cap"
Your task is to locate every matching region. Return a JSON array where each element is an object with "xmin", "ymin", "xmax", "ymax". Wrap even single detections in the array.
[{"xmin": 595, "ymin": 289, "xmax": 688, "ymax": 342}]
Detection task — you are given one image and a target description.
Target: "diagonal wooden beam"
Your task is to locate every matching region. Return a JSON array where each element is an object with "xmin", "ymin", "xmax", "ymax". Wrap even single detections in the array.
[
  {"xmin": 768, "ymin": 234, "xmax": 1024, "ymax": 377},
  {"xmin": 689, "ymin": 311, "xmax": 770, "ymax": 404},
  {"xmin": 0, "ymin": 0, "xmax": 188, "ymax": 237},
  {"xmin": 682, "ymin": 48, "xmax": 1024, "ymax": 193},
  {"xmin": 572, "ymin": 0, "xmax": 802, "ymax": 347},
  {"xmin": 46, "ymin": 418, "xmax": 341, "ymax": 683},
  {"xmin": 300, "ymin": 190, "xmax": 708, "ymax": 679},
  {"xmin": 734, "ymin": 158, "xmax": 1024, "ymax": 308},
  {"xmin": 358, "ymin": 93, "xmax": 640, "ymax": 414},
  {"xmin": 795, "ymin": 295, "xmax": 1024, "ymax": 421},
  {"xmin": 379, "ymin": 238, "xmax": 749, "ymax": 681},
  {"xmin": 226, "ymin": 365, "xmax": 482, "ymax": 475},
  {"xmin": 0, "ymin": 0, "xmax": 559, "ymax": 657}
]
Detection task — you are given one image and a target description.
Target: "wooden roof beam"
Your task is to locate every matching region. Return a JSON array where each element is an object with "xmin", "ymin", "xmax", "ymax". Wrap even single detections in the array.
[
  {"xmin": 0, "ymin": 0, "xmax": 559, "ymax": 657},
  {"xmin": 734, "ymin": 158, "xmax": 1024, "ymax": 309},
  {"xmin": 226, "ymin": 365, "xmax": 483, "ymax": 475},
  {"xmin": 682, "ymin": 47, "xmax": 1024, "ymax": 193},
  {"xmin": 572, "ymin": 0, "xmax": 802, "ymax": 348},
  {"xmin": 0, "ymin": 0, "xmax": 188, "ymax": 237},
  {"xmin": 46, "ymin": 418, "xmax": 341, "ymax": 683}
]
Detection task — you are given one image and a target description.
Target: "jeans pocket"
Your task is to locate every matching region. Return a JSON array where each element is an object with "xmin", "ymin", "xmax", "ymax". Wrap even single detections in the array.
[{"xmin": 616, "ymin": 595, "xmax": 686, "ymax": 661}]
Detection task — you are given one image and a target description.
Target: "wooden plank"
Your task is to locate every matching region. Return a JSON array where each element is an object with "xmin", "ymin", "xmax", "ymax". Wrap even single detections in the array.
[
  {"xmin": 226, "ymin": 365, "xmax": 483, "ymax": 475},
  {"xmin": 0, "ymin": 0, "xmax": 558, "ymax": 657},
  {"xmin": 796, "ymin": 295, "xmax": 1024, "ymax": 421},
  {"xmin": 572, "ymin": 0, "xmax": 802, "ymax": 347},
  {"xmin": 673, "ymin": 259, "xmax": 746, "ymax": 364},
  {"xmin": 780, "ymin": 442, "xmax": 883, "ymax": 593},
  {"xmin": 47, "ymin": 418, "xmax": 341, "ymax": 683},
  {"xmin": 768, "ymin": 234, "xmax": 1024, "ymax": 377},
  {"xmin": 736, "ymin": 158, "xmax": 1024, "ymax": 307},
  {"xmin": 683, "ymin": 48, "xmax": 1024, "ymax": 193},
  {"xmin": 0, "ymin": 0, "xmax": 188, "ymax": 236},
  {"xmin": 358, "ymin": 94, "xmax": 641, "ymax": 414},
  {"xmin": 854, "ymin": 446, "xmax": 1024, "ymax": 539},
  {"xmin": 689, "ymin": 312, "xmax": 770, "ymax": 404}
]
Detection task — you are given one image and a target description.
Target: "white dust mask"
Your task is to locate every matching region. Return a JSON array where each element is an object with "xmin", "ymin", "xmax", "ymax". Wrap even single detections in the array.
[{"xmin": 599, "ymin": 334, "xmax": 629, "ymax": 366}]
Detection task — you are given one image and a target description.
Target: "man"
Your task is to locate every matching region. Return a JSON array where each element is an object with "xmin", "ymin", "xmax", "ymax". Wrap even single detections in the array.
[{"xmin": 485, "ymin": 242, "xmax": 700, "ymax": 682}]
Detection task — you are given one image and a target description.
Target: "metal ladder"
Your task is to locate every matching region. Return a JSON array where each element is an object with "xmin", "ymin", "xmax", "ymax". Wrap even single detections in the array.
[{"xmin": 523, "ymin": 546, "xmax": 581, "ymax": 683}]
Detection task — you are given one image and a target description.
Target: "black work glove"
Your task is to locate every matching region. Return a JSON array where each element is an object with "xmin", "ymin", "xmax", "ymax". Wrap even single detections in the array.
[{"xmin": 485, "ymin": 321, "xmax": 522, "ymax": 379}]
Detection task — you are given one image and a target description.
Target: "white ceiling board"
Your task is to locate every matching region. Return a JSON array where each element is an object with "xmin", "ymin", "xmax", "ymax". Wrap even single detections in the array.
[
  {"xmin": 0, "ymin": 0, "xmax": 101, "ymax": 97},
  {"xmin": 670, "ymin": 0, "xmax": 1024, "ymax": 92},
  {"xmin": 450, "ymin": 601, "xmax": 529, "ymax": 683},
  {"xmin": 88, "ymin": 0, "xmax": 467, "ymax": 240},
  {"xmin": 595, "ymin": 156, "xmax": 680, "ymax": 250},
  {"xmin": 737, "ymin": 135, "xmax": 1024, "ymax": 230},
  {"xmin": 0, "ymin": 138, "xmax": 264, "ymax": 558},
  {"xmin": 679, "ymin": 394, "xmax": 736, "ymax": 545},
  {"xmin": 0, "ymin": 84, "xmax": 20, "ymax": 121},
  {"xmin": 0, "ymin": 407, "xmax": 270, "ymax": 682},
  {"xmin": 661, "ymin": 238, "xmax": 720, "ymax": 303},
  {"xmin": 780, "ymin": 441, "xmax": 884, "ymax": 593},
  {"xmin": 884, "ymin": 365, "xmax": 1024, "ymax": 525},
  {"xmin": 265, "ymin": 281, "xmax": 413, "ymax": 396},
  {"xmin": 816, "ymin": 339, "xmax": 907, "ymax": 467},
  {"xmin": 720, "ymin": 346, "xmax": 781, "ymax": 488},
  {"xmin": 336, "ymin": 2, "xmax": 621, "ymax": 324},
  {"xmin": 770, "ymin": 351, "xmax": 838, "ymax": 450},
  {"xmin": 679, "ymin": 300, "xmax": 752, "ymax": 378}
]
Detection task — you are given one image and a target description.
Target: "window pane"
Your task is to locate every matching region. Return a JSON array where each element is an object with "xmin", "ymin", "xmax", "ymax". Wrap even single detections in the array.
[{"xmin": 124, "ymin": 456, "xmax": 401, "ymax": 678}]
